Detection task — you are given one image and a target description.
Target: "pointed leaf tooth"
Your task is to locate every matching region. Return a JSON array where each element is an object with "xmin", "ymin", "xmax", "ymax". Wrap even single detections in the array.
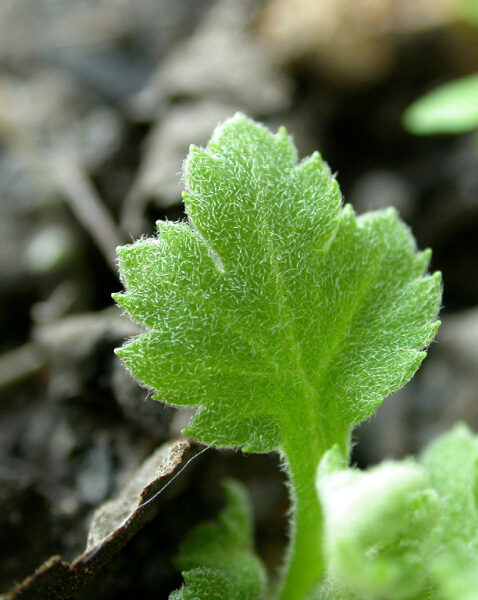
[{"xmin": 113, "ymin": 292, "xmax": 156, "ymax": 328}]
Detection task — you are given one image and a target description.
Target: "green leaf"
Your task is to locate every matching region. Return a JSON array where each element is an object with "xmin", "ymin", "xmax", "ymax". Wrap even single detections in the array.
[
  {"xmin": 114, "ymin": 113, "xmax": 441, "ymax": 600},
  {"xmin": 317, "ymin": 447, "xmax": 441, "ymax": 599},
  {"xmin": 403, "ymin": 73, "xmax": 478, "ymax": 135},
  {"xmin": 421, "ymin": 423, "xmax": 478, "ymax": 600},
  {"xmin": 115, "ymin": 113, "xmax": 440, "ymax": 452},
  {"xmin": 313, "ymin": 426, "xmax": 478, "ymax": 600},
  {"xmin": 306, "ymin": 578, "xmax": 366, "ymax": 600},
  {"xmin": 169, "ymin": 479, "xmax": 266, "ymax": 600}
]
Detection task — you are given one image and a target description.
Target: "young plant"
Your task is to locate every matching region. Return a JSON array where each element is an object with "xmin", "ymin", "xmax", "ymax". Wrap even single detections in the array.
[
  {"xmin": 314, "ymin": 423, "xmax": 478, "ymax": 600},
  {"xmin": 114, "ymin": 114, "xmax": 441, "ymax": 600},
  {"xmin": 170, "ymin": 479, "xmax": 267, "ymax": 600}
]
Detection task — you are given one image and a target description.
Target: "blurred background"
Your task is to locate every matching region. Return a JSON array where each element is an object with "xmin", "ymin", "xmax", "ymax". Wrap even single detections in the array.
[{"xmin": 1, "ymin": 0, "xmax": 478, "ymax": 598}]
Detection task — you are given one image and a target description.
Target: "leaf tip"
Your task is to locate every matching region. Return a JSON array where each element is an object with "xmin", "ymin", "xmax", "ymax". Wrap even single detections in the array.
[{"xmin": 114, "ymin": 345, "xmax": 125, "ymax": 358}]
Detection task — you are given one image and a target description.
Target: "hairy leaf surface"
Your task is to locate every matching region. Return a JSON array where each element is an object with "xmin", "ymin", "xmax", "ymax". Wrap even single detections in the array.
[
  {"xmin": 421, "ymin": 423, "xmax": 478, "ymax": 600},
  {"xmin": 317, "ymin": 448, "xmax": 441, "ymax": 599},
  {"xmin": 313, "ymin": 425, "xmax": 478, "ymax": 600},
  {"xmin": 114, "ymin": 113, "xmax": 440, "ymax": 453}
]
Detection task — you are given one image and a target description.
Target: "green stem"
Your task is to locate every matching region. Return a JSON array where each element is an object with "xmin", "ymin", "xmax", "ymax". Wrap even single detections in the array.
[{"xmin": 278, "ymin": 424, "xmax": 350, "ymax": 600}]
